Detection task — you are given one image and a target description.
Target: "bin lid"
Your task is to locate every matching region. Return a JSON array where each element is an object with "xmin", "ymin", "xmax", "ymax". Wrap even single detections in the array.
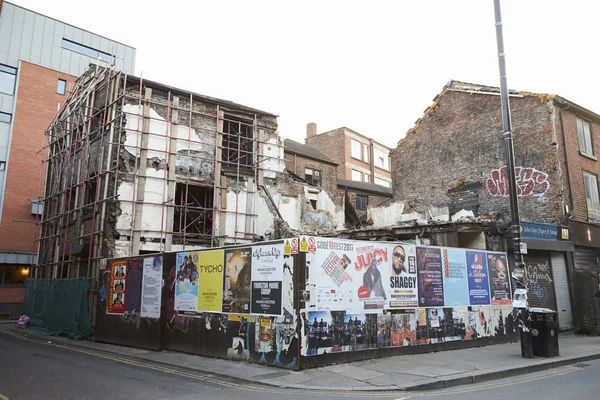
[{"xmin": 529, "ymin": 307, "xmax": 555, "ymax": 313}]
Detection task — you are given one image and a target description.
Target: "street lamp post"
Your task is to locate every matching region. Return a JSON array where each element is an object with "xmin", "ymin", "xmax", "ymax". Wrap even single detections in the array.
[{"xmin": 492, "ymin": 0, "xmax": 533, "ymax": 358}]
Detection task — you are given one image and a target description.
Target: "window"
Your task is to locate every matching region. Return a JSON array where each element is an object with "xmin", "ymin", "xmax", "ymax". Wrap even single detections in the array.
[
  {"xmin": 57, "ymin": 79, "xmax": 66, "ymax": 95},
  {"xmin": 0, "ymin": 112, "xmax": 11, "ymax": 123},
  {"xmin": 0, "ymin": 161, "xmax": 5, "ymax": 171},
  {"xmin": 356, "ymin": 195, "xmax": 368, "ymax": 211},
  {"xmin": 374, "ymin": 148, "xmax": 390, "ymax": 170},
  {"xmin": 310, "ymin": 199, "xmax": 317, "ymax": 210},
  {"xmin": 351, "ymin": 169, "xmax": 363, "ymax": 181},
  {"xmin": 31, "ymin": 200, "xmax": 43, "ymax": 216},
  {"xmin": 0, "ymin": 64, "xmax": 17, "ymax": 95},
  {"xmin": 61, "ymin": 39, "xmax": 112, "ymax": 63},
  {"xmin": 173, "ymin": 183, "xmax": 214, "ymax": 243},
  {"xmin": 363, "ymin": 173, "xmax": 370, "ymax": 183},
  {"xmin": 583, "ymin": 171, "xmax": 600, "ymax": 221},
  {"xmin": 363, "ymin": 143, "xmax": 370, "ymax": 163},
  {"xmin": 577, "ymin": 118, "xmax": 594, "ymax": 156},
  {"xmin": 374, "ymin": 177, "xmax": 391, "ymax": 187},
  {"xmin": 222, "ymin": 114, "xmax": 254, "ymax": 172},
  {"xmin": 0, "ymin": 266, "xmax": 29, "ymax": 286},
  {"xmin": 304, "ymin": 168, "xmax": 322, "ymax": 187},
  {"xmin": 351, "ymin": 139, "xmax": 362, "ymax": 159}
]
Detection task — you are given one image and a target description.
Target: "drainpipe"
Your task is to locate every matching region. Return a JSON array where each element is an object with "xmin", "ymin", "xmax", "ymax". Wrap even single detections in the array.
[{"xmin": 558, "ymin": 104, "xmax": 574, "ymax": 218}]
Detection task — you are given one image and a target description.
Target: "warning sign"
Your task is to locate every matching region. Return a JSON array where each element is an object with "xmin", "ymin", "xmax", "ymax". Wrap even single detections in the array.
[
  {"xmin": 307, "ymin": 236, "xmax": 317, "ymax": 252},
  {"xmin": 284, "ymin": 240, "xmax": 292, "ymax": 255},
  {"xmin": 290, "ymin": 238, "xmax": 299, "ymax": 254},
  {"xmin": 300, "ymin": 237, "xmax": 309, "ymax": 252}
]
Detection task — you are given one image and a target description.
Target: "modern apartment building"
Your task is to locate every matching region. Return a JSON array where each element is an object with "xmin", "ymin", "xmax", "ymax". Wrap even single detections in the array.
[{"xmin": 0, "ymin": 0, "xmax": 135, "ymax": 318}]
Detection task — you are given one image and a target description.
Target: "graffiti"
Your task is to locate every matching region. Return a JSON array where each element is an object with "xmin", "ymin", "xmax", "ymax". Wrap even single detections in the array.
[
  {"xmin": 527, "ymin": 262, "xmax": 553, "ymax": 284},
  {"xmin": 529, "ymin": 281, "xmax": 548, "ymax": 305},
  {"xmin": 485, "ymin": 166, "xmax": 549, "ymax": 197}
]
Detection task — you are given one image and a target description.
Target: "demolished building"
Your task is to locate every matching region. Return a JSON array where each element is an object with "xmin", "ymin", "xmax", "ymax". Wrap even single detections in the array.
[{"xmin": 35, "ymin": 65, "xmax": 343, "ymax": 281}]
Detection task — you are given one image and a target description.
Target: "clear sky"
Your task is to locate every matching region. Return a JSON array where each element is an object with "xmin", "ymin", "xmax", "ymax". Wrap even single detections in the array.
[{"xmin": 11, "ymin": 0, "xmax": 600, "ymax": 149}]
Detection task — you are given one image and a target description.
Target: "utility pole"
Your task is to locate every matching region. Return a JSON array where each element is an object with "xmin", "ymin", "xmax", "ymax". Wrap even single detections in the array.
[{"xmin": 493, "ymin": 0, "xmax": 532, "ymax": 358}]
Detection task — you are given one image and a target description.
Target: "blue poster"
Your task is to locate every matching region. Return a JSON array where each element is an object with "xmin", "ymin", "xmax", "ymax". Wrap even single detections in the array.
[
  {"xmin": 442, "ymin": 248, "xmax": 469, "ymax": 306},
  {"xmin": 466, "ymin": 251, "xmax": 491, "ymax": 305}
]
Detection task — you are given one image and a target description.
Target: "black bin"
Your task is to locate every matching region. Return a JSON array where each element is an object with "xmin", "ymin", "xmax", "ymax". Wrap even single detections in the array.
[{"xmin": 529, "ymin": 308, "xmax": 559, "ymax": 357}]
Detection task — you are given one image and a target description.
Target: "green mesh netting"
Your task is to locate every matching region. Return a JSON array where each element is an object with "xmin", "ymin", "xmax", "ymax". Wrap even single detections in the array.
[{"xmin": 22, "ymin": 278, "xmax": 94, "ymax": 338}]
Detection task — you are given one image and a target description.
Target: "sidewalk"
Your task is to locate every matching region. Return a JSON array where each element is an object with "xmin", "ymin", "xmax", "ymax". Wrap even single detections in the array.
[{"xmin": 2, "ymin": 321, "xmax": 600, "ymax": 392}]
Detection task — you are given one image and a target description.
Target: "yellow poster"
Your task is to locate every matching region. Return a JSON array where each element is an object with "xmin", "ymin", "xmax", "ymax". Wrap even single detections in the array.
[{"xmin": 197, "ymin": 249, "xmax": 224, "ymax": 312}]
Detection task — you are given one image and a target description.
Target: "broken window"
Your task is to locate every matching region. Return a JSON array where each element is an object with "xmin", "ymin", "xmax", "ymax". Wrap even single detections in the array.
[
  {"xmin": 356, "ymin": 195, "xmax": 368, "ymax": 211},
  {"xmin": 173, "ymin": 183, "xmax": 214, "ymax": 243},
  {"xmin": 310, "ymin": 199, "xmax": 317, "ymax": 210},
  {"xmin": 222, "ymin": 114, "xmax": 254, "ymax": 173},
  {"xmin": 304, "ymin": 168, "xmax": 322, "ymax": 187}
]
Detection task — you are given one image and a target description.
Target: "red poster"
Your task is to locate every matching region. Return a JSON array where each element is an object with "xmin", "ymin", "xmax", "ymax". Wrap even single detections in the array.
[{"xmin": 107, "ymin": 260, "xmax": 127, "ymax": 314}]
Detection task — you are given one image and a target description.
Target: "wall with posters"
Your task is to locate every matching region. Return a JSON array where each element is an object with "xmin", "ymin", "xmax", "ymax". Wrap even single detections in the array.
[
  {"xmin": 96, "ymin": 240, "xmax": 299, "ymax": 369},
  {"xmin": 299, "ymin": 237, "xmax": 516, "ymax": 367}
]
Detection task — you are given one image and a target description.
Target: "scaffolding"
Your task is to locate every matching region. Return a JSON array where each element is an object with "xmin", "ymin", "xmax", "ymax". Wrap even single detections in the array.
[{"xmin": 36, "ymin": 64, "xmax": 282, "ymax": 280}]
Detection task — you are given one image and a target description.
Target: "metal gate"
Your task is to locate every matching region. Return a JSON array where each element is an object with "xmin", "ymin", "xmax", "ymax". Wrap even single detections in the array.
[{"xmin": 551, "ymin": 252, "xmax": 573, "ymax": 330}]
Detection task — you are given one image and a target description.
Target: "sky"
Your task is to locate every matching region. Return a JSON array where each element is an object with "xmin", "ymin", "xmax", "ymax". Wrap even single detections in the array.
[{"xmin": 11, "ymin": 0, "xmax": 600, "ymax": 149}]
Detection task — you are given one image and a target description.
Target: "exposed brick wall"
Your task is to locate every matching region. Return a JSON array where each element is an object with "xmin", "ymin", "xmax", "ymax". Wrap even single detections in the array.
[
  {"xmin": 283, "ymin": 151, "xmax": 338, "ymax": 195},
  {"xmin": 392, "ymin": 90, "xmax": 564, "ymax": 224},
  {"xmin": 305, "ymin": 128, "xmax": 346, "ymax": 180},
  {"xmin": 0, "ymin": 62, "xmax": 75, "ymax": 253},
  {"xmin": 555, "ymin": 108, "xmax": 600, "ymax": 223}
]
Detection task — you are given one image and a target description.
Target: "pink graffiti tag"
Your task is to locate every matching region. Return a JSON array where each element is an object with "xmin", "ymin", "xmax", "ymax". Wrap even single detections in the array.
[{"xmin": 485, "ymin": 166, "xmax": 549, "ymax": 197}]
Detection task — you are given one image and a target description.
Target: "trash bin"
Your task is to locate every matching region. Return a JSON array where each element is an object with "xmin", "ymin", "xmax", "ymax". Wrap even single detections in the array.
[{"xmin": 529, "ymin": 307, "xmax": 559, "ymax": 357}]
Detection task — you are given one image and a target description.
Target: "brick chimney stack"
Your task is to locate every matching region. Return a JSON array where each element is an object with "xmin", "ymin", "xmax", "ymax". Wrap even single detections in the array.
[{"xmin": 306, "ymin": 122, "xmax": 317, "ymax": 140}]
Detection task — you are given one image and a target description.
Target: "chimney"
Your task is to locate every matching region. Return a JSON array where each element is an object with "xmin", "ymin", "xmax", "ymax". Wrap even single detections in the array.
[{"xmin": 306, "ymin": 122, "xmax": 317, "ymax": 140}]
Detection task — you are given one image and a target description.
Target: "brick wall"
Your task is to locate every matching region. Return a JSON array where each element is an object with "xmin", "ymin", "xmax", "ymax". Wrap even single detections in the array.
[
  {"xmin": 0, "ymin": 62, "xmax": 75, "ymax": 253},
  {"xmin": 555, "ymin": 107, "xmax": 600, "ymax": 222},
  {"xmin": 306, "ymin": 128, "xmax": 347, "ymax": 180},
  {"xmin": 283, "ymin": 151, "xmax": 338, "ymax": 195},
  {"xmin": 0, "ymin": 287, "xmax": 24, "ymax": 303},
  {"xmin": 392, "ymin": 90, "xmax": 564, "ymax": 224}
]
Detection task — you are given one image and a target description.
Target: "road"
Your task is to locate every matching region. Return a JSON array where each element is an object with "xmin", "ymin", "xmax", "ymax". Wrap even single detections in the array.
[{"xmin": 0, "ymin": 329, "xmax": 599, "ymax": 400}]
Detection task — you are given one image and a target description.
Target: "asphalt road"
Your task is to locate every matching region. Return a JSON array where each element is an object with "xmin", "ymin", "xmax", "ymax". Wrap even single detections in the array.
[{"xmin": 1, "ymin": 329, "xmax": 599, "ymax": 400}]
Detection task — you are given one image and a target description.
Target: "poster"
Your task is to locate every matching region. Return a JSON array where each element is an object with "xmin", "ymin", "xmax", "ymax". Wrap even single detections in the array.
[
  {"xmin": 197, "ymin": 250, "xmax": 224, "ymax": 312},
  {"xmin": 141, "ymin": 256, "xmax": 163, "ymax": 319},
  {"xmin": 312, "ymin": 238, "xmax": 356, "ymax": 311},
  {"xmin": 250, "ymin": 243, "xmax": 284, "ymax": 315},
  {"xmin": 355, "ymin": 243, "xmax": 388, "ymax": 310},
  {"xmin": 126, "ymin": 258, "xmax": 143, "ymax": 314},
  {"xmin": 466, "ymin": 251, "xmax": 491, "ymax": 305},
  {"xmin": 417, "ymin": 247, "xmax": 444, "ymax": 307},
  {"xmin": 442, "ymin": 248, "xmax": 470, "ymax": 306},
  {"xmin": 487, "ymin": 252, "xmax": 512, "ymax": 305},
  {"xmin": 222, "ymin": 247, "xmax": 252, "ymax": 313},
  {"xmin": 107, "ymin": 260, "xmax": 127, "ymax": 314},
  {"xmin": 387, "ymin": 243, "xmax": 418, "ymax": 308},
  {"xmin": 174, "ymin": 251, "xmax": 199, "ymax": 312}
]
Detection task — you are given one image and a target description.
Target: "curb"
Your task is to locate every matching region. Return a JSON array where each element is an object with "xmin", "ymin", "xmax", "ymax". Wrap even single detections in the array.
[{"xmin": 3, "ymin": 327, "xmax": 600, "ymax": 392}]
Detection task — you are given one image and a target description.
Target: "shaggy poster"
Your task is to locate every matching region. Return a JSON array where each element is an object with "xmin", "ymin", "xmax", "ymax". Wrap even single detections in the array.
[
  {"xmin": 466, "ymin": 251, "xmax": 491, "ymax": 305},
  {"xmin": 387, "ymin": 243, "xmax": 418, "ymax": 308},
  {"xmin": 174, "ymin": 251, "xmax": 199, "ymax": 312},
  {"xmin": 222, "ymin": 247, "xmax": 252, "ymax": 313},
  {"xmin": 417, "ymin": 247, "xmax": 444, "ymax": 307},
  {"xmin": 442, "ymin": 248, "xmax": 470, "ymax": 306},
  {"xmin": 197, "ymin": 250, "xmax": 224, "ymax": 312},
  {"xmin": 487, "ymin": 252, "xmax": 512, "ymax": 305}
]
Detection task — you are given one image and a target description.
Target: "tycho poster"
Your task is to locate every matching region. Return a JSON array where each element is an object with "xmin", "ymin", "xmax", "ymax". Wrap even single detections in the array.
[
  {"xmin": 250, "ymin": 244, "xmax": 283, "ymax": 315},
  {"xmin": 466, "ymin": 251, "xmax": 491, "ymax": 305},
  {"xmin": 387, "ymin": 243, "xmax": 418, "ymax": 308},
  {"xmin": 141, "ymin": 256, "xmax": 162, "ymax": 319},
  {"xmin": 174, "ymin": 251, "xmax": 199, "ymax": 312},
  {"xmin": 487, "ymin": 252, "xmax": 512, "ymax": 305},
  {"xmin": 222, "ymin": 247, "xmax": 252, "ymax": 313},
  {"xmin": 442, "ymin": 248, "xmax": 469, "ymax": 306},
  {"xmin": 107, "ymin": 260, "xmax": 127, "ymax": 315},
  {"xmin": 417, "ymin": 247, "xmax": 444, "ymax": 307},
  {"xmin": 197, "ymin": 249, "xmax": 224, "ymax": 312},
  {"xmin": 355, "ymin": 243, "xmax": 389, "ymax": 310}
]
